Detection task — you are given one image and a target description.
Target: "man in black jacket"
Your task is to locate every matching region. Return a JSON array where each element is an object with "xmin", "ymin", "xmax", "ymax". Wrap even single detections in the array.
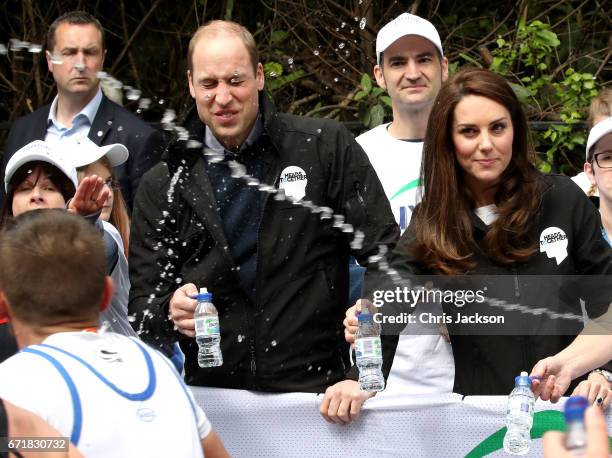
[
  {"xmin": 1, "ymin": 11, "xmax": 165, "ymax": 210},
  {"xmin": 129, "ymin": 20, "xmax": 399, "ymax": 425}
]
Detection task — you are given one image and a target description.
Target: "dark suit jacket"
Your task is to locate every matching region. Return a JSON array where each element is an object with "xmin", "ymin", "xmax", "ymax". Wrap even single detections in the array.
[{"xmin": 1, "ymin": 93, "xmax": 166, "ymax": 210}]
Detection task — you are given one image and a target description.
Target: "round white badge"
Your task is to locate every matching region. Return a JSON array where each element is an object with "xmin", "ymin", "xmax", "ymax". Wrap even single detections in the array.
[
  {"xmin": 539, "ymin": 226, "xmax": 568, "ymax": 265},
  {"xmin": 279, "ymin": 166, "xmax": 308, "ymax": 201}
]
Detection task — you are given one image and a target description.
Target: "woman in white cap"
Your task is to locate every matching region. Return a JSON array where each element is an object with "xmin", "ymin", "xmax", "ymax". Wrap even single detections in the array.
[
  {"xmin": 73, "ymin": 139, "xmax": 131, "ymax": 255},
  {"xmin": 0, "ymin": 139, "xmax": 112, "ymax": 362},
  {"xmin": 65, "ymin": 138, "xmax": 138, "ymax": 339}
]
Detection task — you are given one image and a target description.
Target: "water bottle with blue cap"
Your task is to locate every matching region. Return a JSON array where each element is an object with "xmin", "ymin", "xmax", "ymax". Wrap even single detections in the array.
[
  {"xmin": 503, "ymin": 371, "xmax": 535, "ymax": 455},
  {"xmin": 355, "ymin": 312, "xmax": 385, "ymax": 392},
  {"xmin": 194, "ymin": 287, "xmax": 223, "ymax": 367}
]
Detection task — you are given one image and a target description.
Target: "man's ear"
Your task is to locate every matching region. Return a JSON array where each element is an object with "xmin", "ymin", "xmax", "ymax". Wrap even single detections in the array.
[
  {"xmin": 45, "ymin": 50, "xmax": 55, "ymax": 74},
  {"xmin": 256, "ymin": 62, "xmax": 265, "ymax": 91},
  {"xmin": 440, "ymin": 56, "xmax": 449, "ymax": 83},
  {"xmin": 373, "ymin": 65, "xmax": 386, "ymax": 90},
  {"xmin": 187, "ymin": 70, "xmax": 196, "ymax": 99},
  {"xmin": 99, "ymin": 277, "xmax": 114, "ymax": 312}
]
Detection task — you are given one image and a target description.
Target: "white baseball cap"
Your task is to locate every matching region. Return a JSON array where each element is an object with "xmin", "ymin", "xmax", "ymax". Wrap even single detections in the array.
[
  {"xmin": 64, "ymin": 137, "xmax": 129, "ymax": 169},
  {"xmin": 4, "ymin": 140, "xmax": 78, "ymax": 192},
  {"xmin": 376, "ymin": 13, "xmax": 444, "ymax": 65},
  {"xmin": 586, "ymin": 116, "xmax": 612, "ymax": 159}
]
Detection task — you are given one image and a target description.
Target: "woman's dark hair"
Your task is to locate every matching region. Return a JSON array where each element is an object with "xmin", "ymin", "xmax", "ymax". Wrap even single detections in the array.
[
  {"xmin": 0, "ymin": 161, "xmax": 76, "ymax": 226},
  {"xmin": 409, "ymin": 67, "xmax": 541, "ymax": 275}
]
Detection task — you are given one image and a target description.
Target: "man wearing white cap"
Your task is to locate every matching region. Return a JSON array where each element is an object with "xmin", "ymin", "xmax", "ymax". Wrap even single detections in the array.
[{"xmin": 355, "ymin": 13, "xmax": 454, "ymax": 396}]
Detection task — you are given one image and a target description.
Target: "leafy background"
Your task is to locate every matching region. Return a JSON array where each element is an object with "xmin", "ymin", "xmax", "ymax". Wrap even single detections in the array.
[{"xmin": 0, "ymin": 0, "xmax": 610, "ymax": 174}]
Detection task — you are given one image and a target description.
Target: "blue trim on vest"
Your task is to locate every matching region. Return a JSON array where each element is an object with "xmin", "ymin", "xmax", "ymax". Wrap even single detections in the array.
[
  {"xmin": 22, "ymin": 347, "xmax": 83, "ymax": 445},
  {"xmin": 38, "ymin": 338, "xmax": 156, "ymax": 401}
]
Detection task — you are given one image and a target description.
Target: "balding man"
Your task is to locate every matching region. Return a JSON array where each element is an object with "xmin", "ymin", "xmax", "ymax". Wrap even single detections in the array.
[{"xmin": 129, "ymin": 20, "xmax": 399, "ymax": 424}]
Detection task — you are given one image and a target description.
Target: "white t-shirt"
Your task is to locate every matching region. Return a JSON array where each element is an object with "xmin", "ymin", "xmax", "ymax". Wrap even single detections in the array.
[
  {"xmin": 0, "ymin": 332, "xmax": 209, "ymax": 458},
  {"xmin": 357, "ymin": 123, "xmax": 423, "ymax": 234},
  {"xmin": 356, "ymin": 123, "xmax": 455, "ymax": 395},
  {"xmin": 474, "ymin": 204, "xmax": 499, "ymax": 225}
]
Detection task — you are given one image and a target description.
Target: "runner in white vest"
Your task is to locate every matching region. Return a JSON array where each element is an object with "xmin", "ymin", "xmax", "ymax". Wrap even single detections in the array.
[
  {"xmin": 356, "ymin": 13, "xmax": 454, "ymax": 395},
  {"xmin": 0, "ymin": 209, "xmax": 228, "ymax": 458}
]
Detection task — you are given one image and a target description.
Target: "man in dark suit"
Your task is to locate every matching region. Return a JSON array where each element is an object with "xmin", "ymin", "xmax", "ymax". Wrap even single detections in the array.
[{"xmin": 1, "ymin": 11, "xmax": 165, "ymax": 211}]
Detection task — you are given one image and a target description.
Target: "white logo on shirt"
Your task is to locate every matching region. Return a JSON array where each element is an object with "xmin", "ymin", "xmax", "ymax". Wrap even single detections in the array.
[
  {"xmin": 279, "ymin": 166, "xmax": 307, "ymax": 201},
  {"xmin": 539, "ymin": 226, "xmax": 568, "ymax": 265}
]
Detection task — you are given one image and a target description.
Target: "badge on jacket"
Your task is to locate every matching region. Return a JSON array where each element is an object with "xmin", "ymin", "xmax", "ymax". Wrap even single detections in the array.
[
  {"xmin": 279, "ymin": 166, "xmax": 308, "ymax": 201},
  {"xmin": 539, "ymin": 226, "xmax": 568, "ymax": 265}
]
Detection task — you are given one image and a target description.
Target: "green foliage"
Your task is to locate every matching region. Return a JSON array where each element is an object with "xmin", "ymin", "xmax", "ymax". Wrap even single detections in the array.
[
  {"xmin": 262, "ymin": 29, "xmax": 305, "ymax": 95},
  {"xmin": 489, "ymin": 19, "xmax": 597, "ymax": 173},
  {"xmin": 264, "ymin": 61, "xmax": 305, "ymax": 93},
  {"xmin": 354, "ymin": 73, "xmax": 391, "ymax": 128}
]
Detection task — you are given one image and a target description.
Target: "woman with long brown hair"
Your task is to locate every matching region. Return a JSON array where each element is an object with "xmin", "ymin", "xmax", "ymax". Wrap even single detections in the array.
[{"xmin": 346, "ymin": 68, "xmax": 612, "ymax": 398}]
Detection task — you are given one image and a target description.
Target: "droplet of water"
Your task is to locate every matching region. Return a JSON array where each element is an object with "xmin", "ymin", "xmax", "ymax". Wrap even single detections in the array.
[
  {"xmin": 319, "ymin": 207, "xmax": 333, "ymax": 220},
  {"xmin": 126, "ymin": 88, "xmax": 142, "ymax": 101},
  {"xmin": 359, "ymin": 17, "xmax": 367, "ymax": 29},
  {"xmin": 333, "ymin": 77, "xmax": 339, "ymax": 82},
  {"xmin": 313, "ymin": 50, "xmax": 319, "ymax": 56},
  {"xmin": 338, "ymin": 42, "xmax": 345, "ymax": 49},
  {"xmin": 237, "ymin": 334, "xmax": 245, "ymax": 343},
  {"xmin": 269, "ymin": 71, "xmax": 277, "ymax": 77},
  {"xmin": 287, "ymin": 57, "xmax": 294, "ymax": 65},
  {"xmin": 341, "ymin": 22, "xmax": 346, "ymax": 28},
  {"xmin": 162, "ymin": 109, "xmax": 176, "ymax": 125},
  {"xmin": 271, "ymin": 340, "xmax": 277, "ymax": 347},
  {"xmin": 228, "ymin": 160, "xmax": 247, "ymax": 178},
  {"xmin": 332, "ymin": 214, "xmax": 345, "ymax": 228},
  {"xmin": 9, "ymin": 39, "xmax": 29, "ymax": 51},
  {"xmin": 138, "ymin": 98, "xmax": 151, "ymax": 110}
]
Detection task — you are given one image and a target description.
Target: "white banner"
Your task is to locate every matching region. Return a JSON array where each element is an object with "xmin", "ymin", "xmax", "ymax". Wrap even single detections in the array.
[{"xmin": 190, "ymin": 386, "xmax": 612, "ymax": 457}]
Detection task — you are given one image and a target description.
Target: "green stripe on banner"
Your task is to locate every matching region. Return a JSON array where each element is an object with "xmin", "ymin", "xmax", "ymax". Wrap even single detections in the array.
[
  {"xmin": 464, "ymin": 410, "xmax": 612, "ymax": 457},
  {"xmin": 389, "ymin": 179, "xmax": 420, "ymax": 201}
]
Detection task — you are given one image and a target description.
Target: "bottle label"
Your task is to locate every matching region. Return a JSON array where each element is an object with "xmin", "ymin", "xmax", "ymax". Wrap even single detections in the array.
[
  {"xmin": 506, "ymin": 393, "xmax": 534, "ymax": 415},
  {"xmin": 196, "ymin": 316, "xmax": 220, "ymax": 336},
  {"xmin": 355, "ymin": 337, "xmax": 382, "ymax": 359}
]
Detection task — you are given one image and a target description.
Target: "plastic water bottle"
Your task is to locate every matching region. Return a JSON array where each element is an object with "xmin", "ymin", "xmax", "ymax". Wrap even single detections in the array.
[
  {"xmin": 194, "ymin": 287, "xmax": 223, "ymax": 367},
  {"xmin": 564, "ymin": 396, "xmax": 588, "ymax": 456},
  {"xmin": 355, "ymin": 312, "xmax": 385, "ymax": 392},
  {"xmin": 503, "ymin": 371, "xmax": 535, "ymax": 455}
]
